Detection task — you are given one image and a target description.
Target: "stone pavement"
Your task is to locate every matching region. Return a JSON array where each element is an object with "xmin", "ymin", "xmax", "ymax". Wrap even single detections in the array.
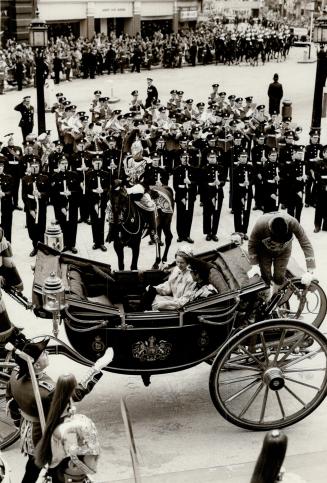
[{"xmin": 1, "ymin": 47, "xmax": 327, "ymax": 482}]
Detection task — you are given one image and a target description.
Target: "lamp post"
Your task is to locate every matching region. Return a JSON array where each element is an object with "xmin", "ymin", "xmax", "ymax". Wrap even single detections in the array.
[
  {"xmin": 311, "ymin": 8, "xmax": 327, "ymax": 133},
  {"xmin": 29, "ymin": 9, "xmax": 48, "ymax": 135},
  {"xmin": 42, "ymin": 272, "xmax": 66, "ymax": 338}
]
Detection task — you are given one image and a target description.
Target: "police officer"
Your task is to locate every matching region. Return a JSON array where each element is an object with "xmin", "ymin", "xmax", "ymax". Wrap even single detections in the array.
[
  {"xmin": 86, "ymin": 154, "xmax": 109, "ymax": 251},
  {"xmin": 1, "ymin": 134, "xmax": 23, "ymax": 210},
  {"xmin": 145, "ymin": 78, "xmax": 158, "ymax": 109},
  {"xmin": 0, "ymin": 159, "xmax": 14, "ymax": 242},
  {"xmin": 173, "ymin": 150, "xmax": 198, "ymax": 243},
  {"xmin": 232, "ymin": 149, "xmax": 254, "ymax": 239},
  {"xmin": 22, "ymin": 158, "xmax": 49, "ymax": 256},
  {"xmin": 261, "ymin": 147, "xmax": 281, "ymax": 213},
  {"xmin": 201, "ymin": 149, "xmax": 226, "ymax": 241},
  {"xmin": 51, "ymin": 156, "xmax": 81, "ymax": 253},
  {"xmin": 14, "ymin": 96, "xmax": 34, "ymax": 142}
]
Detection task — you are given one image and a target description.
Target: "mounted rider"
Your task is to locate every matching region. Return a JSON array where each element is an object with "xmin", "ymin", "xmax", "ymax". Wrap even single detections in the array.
[{"xmin": 120, "ymin": 138, "xmax": 158, "ymax": 242}]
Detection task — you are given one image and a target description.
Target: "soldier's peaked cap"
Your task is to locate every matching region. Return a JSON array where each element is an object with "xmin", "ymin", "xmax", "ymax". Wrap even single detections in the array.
[{"xmin": 17, "ymin": 337, "xmax": 50, "ymax": 379}]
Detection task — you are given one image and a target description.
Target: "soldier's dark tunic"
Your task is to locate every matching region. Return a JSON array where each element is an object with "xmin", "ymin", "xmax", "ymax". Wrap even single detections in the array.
[
  {"xmin": 305, "ymin": 142, "xmax": 322, "ymax": 207},
  {"xmin": 251, "ymin": 143, "xmax": 268, "ymax": 210},
  {"xmin": 70, "ymin": 151, "xmax": 92, "ymax": 223},
  {"xmin": 0, "ymin": 170, "xmax": 14, "ymax": 241},
  {"xmin": 22, "ymin": 172, "xmax": 49, "ymax": 250},
  {"xmin": 232, "ymin": 162, "xmax": 254, "ymax": 235},
  {"xmin": 51, "ymin": 170, "xmax": 81, "ymax": 250},
  {"xmin": 261, "ymin": 160, "xmax": 280, "ymax": 213},
  {"xmin": 1, "ymin": 145, "xmax": 23, "ymax": 208},
  {"xmin": 201, "ymin": 162, "xmax": 226, "ymax": 238},
  {"xmin": 86, "ymin": 168, "xmax": 110, "ymax": 247},
  {"xmin": 313, "ymin": 158, "xmax": 327, "ymax": 231},
  {"xmin": 173, "ymin": 164, "xmax": 198, "ymax": 241}
]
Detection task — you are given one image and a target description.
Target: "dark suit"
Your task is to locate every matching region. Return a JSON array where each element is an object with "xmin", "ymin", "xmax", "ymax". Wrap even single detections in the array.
[{"xmin": 14, "ymin": 102, "xmax": 34, "ymax": 141}]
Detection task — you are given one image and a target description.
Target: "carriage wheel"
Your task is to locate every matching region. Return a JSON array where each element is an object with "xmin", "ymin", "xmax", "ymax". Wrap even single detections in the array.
[
  {"xmin": 275, "ymin": 279, "xmax": 327, "ymax": 328},
  {"xmin": 209, "ymin": 319, "xmax": 327, "ymax": 430},
  {"xmin": 0, "ymin": 372, "xmax": 20, "ymax": 450}
]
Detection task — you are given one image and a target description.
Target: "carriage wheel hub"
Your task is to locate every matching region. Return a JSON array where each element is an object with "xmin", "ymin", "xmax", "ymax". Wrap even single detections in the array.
[{"xmin": 263, "ymin": 367, "xmax": 285, "ymax": 391}]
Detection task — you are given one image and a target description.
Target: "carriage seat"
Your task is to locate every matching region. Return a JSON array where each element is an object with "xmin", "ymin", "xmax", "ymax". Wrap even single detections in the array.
[{"xmin": 65, "ymin": 264, "xmax": 114, "ymax": 306}]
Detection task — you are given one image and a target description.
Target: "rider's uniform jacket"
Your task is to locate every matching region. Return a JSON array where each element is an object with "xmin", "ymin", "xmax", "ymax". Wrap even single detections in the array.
[
  {"xmin": 7, "ymin": 367, "xmax": 103, "ymax": 454},
  {"xmin": 122, "ymin": 155, "xmax": 155, "ymax": 211},
  {"xmin": 247, "ymin": 212, "xmax": 316, "ymax": 270}
]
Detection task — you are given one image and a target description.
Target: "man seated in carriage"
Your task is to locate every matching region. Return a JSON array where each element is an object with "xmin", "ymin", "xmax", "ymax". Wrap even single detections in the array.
[{"xmin": 117, "ymin": 138, "xmax": 158, "ymax": 242}]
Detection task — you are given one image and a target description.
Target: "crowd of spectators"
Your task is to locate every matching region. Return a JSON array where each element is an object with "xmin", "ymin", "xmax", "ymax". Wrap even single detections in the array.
[{"xmin": 0, "ymin": 19, "xmax": 293, "ymax": 93}]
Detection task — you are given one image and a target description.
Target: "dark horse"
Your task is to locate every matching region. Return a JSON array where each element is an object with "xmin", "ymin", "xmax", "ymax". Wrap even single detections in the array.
[{"xmin": 108, "ymin": 186, "xmax": 174, "ymax": 270}]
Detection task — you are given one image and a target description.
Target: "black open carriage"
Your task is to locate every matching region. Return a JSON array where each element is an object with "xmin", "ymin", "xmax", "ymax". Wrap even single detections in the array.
[{"xmin": 0, "ymin": 240, "xmax": 327, "ymax": 450}]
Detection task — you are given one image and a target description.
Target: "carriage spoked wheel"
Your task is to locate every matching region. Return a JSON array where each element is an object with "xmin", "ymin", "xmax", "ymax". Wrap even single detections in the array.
[
  {"xmin": 209, "ymin": 319, "xmax": 327, "ymax": 430},
  {"xmin": 0, "ymin": 372, "xmax": 20, "ymax": 450},
  {"xmin": 275, "ymin": 279, "xmax": 327, "ymax": 328}
]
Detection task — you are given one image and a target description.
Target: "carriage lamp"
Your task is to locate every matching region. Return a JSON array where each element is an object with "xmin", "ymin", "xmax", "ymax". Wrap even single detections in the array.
[
  {"xmin": 42, "ymin": 272, "xmax": 66, "ymax": 338},
  {"xmin": 44, "ymin": 221, "xmax": 64, "ymax": 251},
  {"xmin": 311, "ymin": 7, "xmax": 327, "ymax": 133}
]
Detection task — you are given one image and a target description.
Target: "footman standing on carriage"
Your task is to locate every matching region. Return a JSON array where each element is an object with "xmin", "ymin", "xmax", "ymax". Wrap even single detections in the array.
[
  {"xmin": 247, "ymin": 213, "xmax": 316, "ymax": 295},
  {"xmin": 22, "ymin": 157, "xmax": 50, "ymax": 257},
  {"xmin": 51, "ymin": 156, "xmax": 81, "ymax": 253},
  {"xmin": 6, "ymin": 339, "xmax": 113, "ymax": 483},
  {"xmin": 86, "ymin": 154, "xmax": 110, "ymax": 251}
]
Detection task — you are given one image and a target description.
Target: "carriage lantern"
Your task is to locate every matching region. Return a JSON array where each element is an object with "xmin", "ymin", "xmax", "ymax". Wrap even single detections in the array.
[
  {"xmin": 42, "ymin": 272, "xmax": 66, "ymax": 337},
  {"xmin": 44, "ymin": 221, "xmax": 64, "ymax": 251}
]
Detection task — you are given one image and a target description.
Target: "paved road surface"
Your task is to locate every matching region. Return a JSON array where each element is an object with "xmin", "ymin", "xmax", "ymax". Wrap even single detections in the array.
[{"xmin": 1, "ymin": 47, "xmax": 327, "ymax": 482}]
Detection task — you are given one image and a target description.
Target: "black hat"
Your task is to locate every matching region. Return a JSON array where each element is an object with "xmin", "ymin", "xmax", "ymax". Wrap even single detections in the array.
[
  {"xmin": 17, "ymin": 337, "xmax": 50, "ymax": 379},
  {"xmin": 152, "ymin": 151, "xmax": 160, "ymax": 158},
  {"xmin": 285, "ymin": 130, "xmax": 295, "ymax": 139},
  {"xmin": 58, "ymin": 96, "xmax": 66, "ymax": 104},
  {"xmin": 170, "ymin": 89, "xmax": 177, "ymax": 95},
  {"xmin": 131, "ymin": 90, "xmax": 138, "ymax": 96},
  {"xmin": 106, "ymin": 136, "xmax": 116, "ymax": 143},
  {"xmin": 113, "ymin": 109, "xmax": 121, "ymax": 115},
  {"xmin": 185, "ymin": 99, "xmax": 193, "ymax": 104},
  {"xmin": 257, "ymin": 105, "xmax": 265, "ymax": 111},
  {"xmin": 80, "ymin": 116, "xmax": 89, "ymax": 122},
  {"xmin": 196, "ymin": 102, "xmax": 205, "ymax": 108},
  {"xmin": 218, "ymin": 92, "xmax": 226, "ymax": 96},
  {"xmin": 245, "ymin": 96, "xmax": 253, "ymax": 102},
  {"xmin": 188, "ymin": 257, "xmax": 212, "ymax": 284},
  {"xmin": 177, "ymin": 90, "xmax": 184, "ymax": 95},
  {"xmin": 283, "ymin": 116, "xmax": 292, "ymax": 122},
  {"xmin": 53, "ymin": 140, "xmax": 62, "ymax": 146},
  {"xmin": 207, "ymin": 133, "xmax": 215, "ymax": 140},
  {"xmin": 268, "ymin": 147, "xmax": 278, "ymax": 154},
  {"xmin": 158, "ymin": 106, "xmax": 167, "ymax": 112},
  {"xmin": 258, "ymin": 132, "xmax": 265, "ymax": 138},
  {"xmin": 94, "ymin": 90, "xmax": 102, "ymax": 95},
  {"xmin": 235, "ymin": 97, "xmax": 243, "ymax": 102},
  {"xmin": 309, "ymin": 129, "xmax": 320, "ymax": 137},
  {"xmin": 228, "ymin": 95, "xmax": 236, "ymax": 100},
  {"xmin": 56, "ymin": 92, "xmax": 64, "ymax": 98},
  {"xmin": 23, "ymin": 96, "xmax": 31, "ymax": 101},
  {"xmin": 270, "ymin": 216, "xmax": 292, "ymax": 243},
  {"xmin": 147, "ymin": 77, "xmax": 153, "ymax": 81},
  {"xmin": 212, "ymin": 83, "xmax": 219, "ymax": 88}
]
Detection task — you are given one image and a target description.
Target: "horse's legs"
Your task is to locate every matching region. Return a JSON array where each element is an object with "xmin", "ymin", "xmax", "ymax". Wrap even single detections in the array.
[
  {"xmin": 130, "ymin": 239, "xmax": 140, "ymax": 271},
  {"xmin": 114, "ymin": 240, "xmax": 125, "ymax": 270},
  {"xmin": 161, "ymin": 220, "xmax": 173, "ymax": 263}
]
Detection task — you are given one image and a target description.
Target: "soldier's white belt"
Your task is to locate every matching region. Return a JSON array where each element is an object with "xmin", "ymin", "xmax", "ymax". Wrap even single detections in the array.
[{"xmin": 9, "ymin": 161, "xmax": 19, "ymax": 165}]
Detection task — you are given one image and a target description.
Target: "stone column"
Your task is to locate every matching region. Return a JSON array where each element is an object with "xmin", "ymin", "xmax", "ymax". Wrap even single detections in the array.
[
  {"xmin": 133, "ymin": 1, "xmax": 141, "ymax": 36},
  {"xmin": 173, "ymin": 0, "xmax": 179, "ymax": 33},
  {"xmin": 86, "ymin": 1, "xmax": 95, "ymax": 39},
  {"xmin": 100, "ymin": 18, "xmax": 107, "ymax": 34}
]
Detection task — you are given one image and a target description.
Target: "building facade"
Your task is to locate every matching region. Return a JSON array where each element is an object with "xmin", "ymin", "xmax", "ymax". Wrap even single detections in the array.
[
  {"xmin": 4, "ymin": 0, "xmax": 201, "ymax": 43},
  {"xmin": 203, "ymin": 0, "xmax": 263, "ymax": 19}
]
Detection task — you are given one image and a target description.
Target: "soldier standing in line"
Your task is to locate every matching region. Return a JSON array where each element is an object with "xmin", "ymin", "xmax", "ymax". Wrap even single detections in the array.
[
  {"xmin": 313, "ymin": 145, "xmax": 327, "ymax": 232},
  {"xmin": 201, "ymin": 150, "xmax": 226, "ymax": 242},
  {"xmin": 251, "ymin": 132, "xmax": 268, "ymax": 211},
  {"xmin": 51, "ymin": 156, "xmax": 81, "ymax": 253},
  {"xmin": 46, "ymin": 140, "xmax": 64, "ymax": 175},
  {"xmin": 86, "ymin": 154, "xmax": 109, "ymax": 251},
  {"xmin": 0, "ymin": 159, "xmax": 14, "ymax": 242},
  {"xmin": 103, "ymin": 136, "xmax": 120, "ymax": 185},
  {"xmin": 1, "ymin": 134, "xmax": 24, "ymax": 210},
  {"xmin": 283, "ymin": 146, "xmax": 306, "ymax": 222},
  {"xmin": 70, "ymin": 138, "xmax": 91, "ymax": 224},
  {"xmin": 304, "ymin": 129, "xmax": 322, "ymax": 207},
  {"xmin": 232, "ymin": 149, "xmax": 254, "ymax": 239},
  {"xmin": 22, "ymin": 158, "xmax": 49, "ymax": 257},
  {"xmin": 261, "ymin": 147, "xmax": 281, "ymax": 213},
  {"xmin": 173, "ymin": 150, "xmax": 198, "ymax": 243},
  {"xmin": 14, "ymin": 96, "xmax": 34, "ymax": 142}
]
